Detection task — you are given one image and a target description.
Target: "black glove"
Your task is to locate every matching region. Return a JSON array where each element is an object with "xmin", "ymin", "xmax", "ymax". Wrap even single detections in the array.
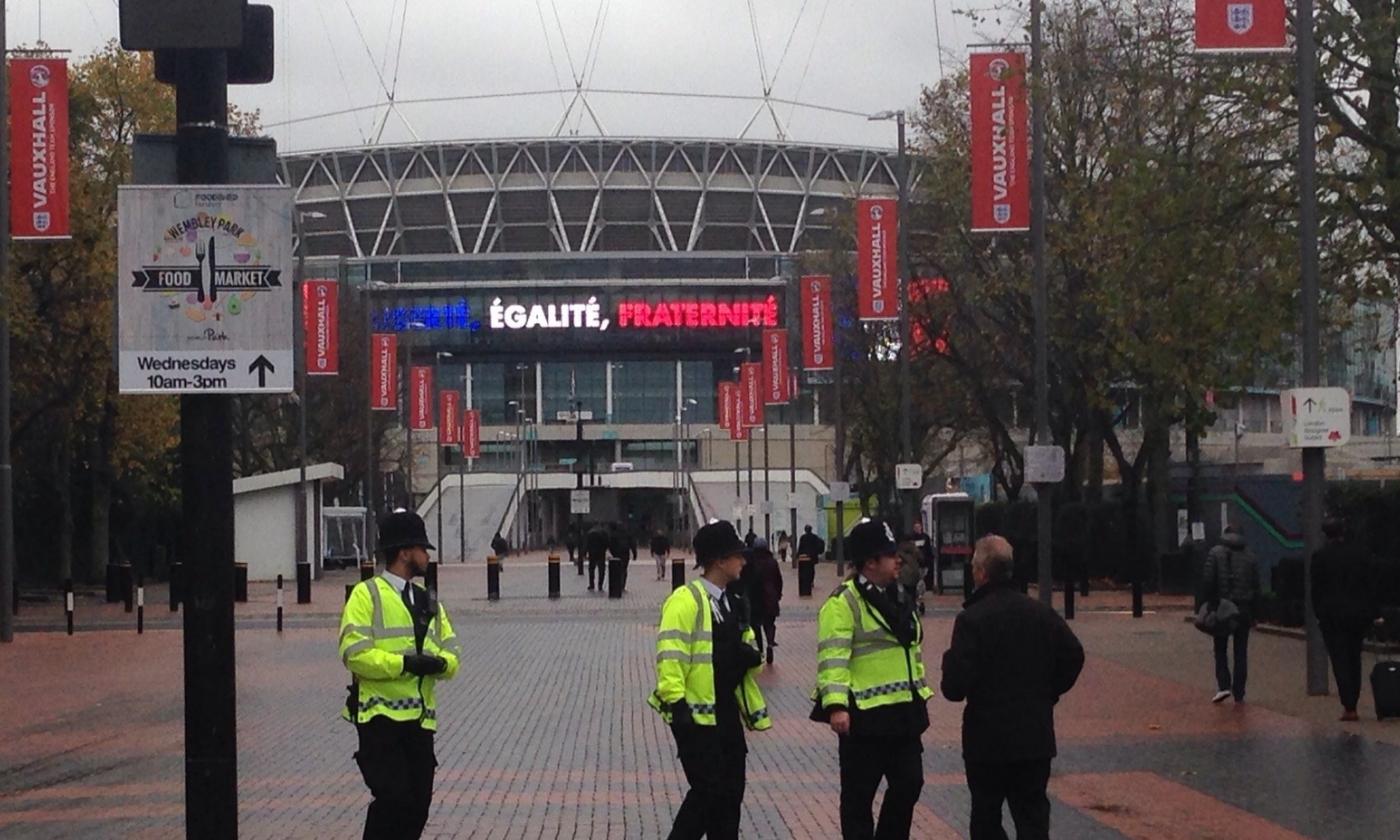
[
  {"xmin": 669, "ymin": 701, "xmax": 695, "ymax": 732},
  {"xmin": 736, "ymin": 640, "xmax": 764, "ymax": 671},
  {"xmin": 401, "ymin": 653, "xmax": 447, "ymax": 677}
]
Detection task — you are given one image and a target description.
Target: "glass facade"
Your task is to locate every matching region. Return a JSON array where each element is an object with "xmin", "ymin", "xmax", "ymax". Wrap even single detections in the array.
[
  {"xmin": 542, "ymin": 362, "xmax": 607, "ymax": 420},
  {"xmin": 613, "ymin": 362, "xmax": 676, "ymax": 424}
]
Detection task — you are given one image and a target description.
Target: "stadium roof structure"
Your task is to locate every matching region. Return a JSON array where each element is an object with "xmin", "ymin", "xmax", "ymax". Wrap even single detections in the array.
[{"xmin": 282, "ymin": 137, "xmax": 901, "ymax": 260}]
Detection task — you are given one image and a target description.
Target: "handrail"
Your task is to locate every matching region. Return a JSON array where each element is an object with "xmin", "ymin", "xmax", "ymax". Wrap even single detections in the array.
[{"xmin": 493, "ymin": 471, "xmax": 527, "ymax": 543}]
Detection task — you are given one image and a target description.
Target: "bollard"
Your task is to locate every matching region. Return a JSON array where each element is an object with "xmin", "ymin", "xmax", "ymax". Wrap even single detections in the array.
[
  {"xmin": 137, "ymin": 577, "xmax": 145, "ymax": 635},
  {"xmin": 671, "ymin": 557, "xmax": 685, "ymax": 590},
  {"xmin": 1064, "ymin": 576, "xmax": 1075, "ymax": 620},
  {"xmin": 607, "ymin": 558, "xmax": 624, "ymax": 599},
  {"xmin": 487, "ymin": 555, "xmax": 500, "ymax": 601},
  {"xmin": 798, "ymin": 555, "xmax": 815, "ymax": 598},
  {"xmin": 276, "ymin": 574, "xmax": 284, "ymax": 634},
  {"xmin": 548, "ymin": 554, "xmax": 561, "ymax": 599},
  {"xmin": 105, "ymin": 562, "xmax": 121, "ymax": 603},
  {"xmin": 359, "ymin": 562, "xmax": 375, "ymax": 582},
  {"xmin": 295, "ymin": 561, "xmax": 312, "ymax": 605},
  {"xmin": 169, "ymin": 561, "xmax": 182, "ymax": 612},
  {"xmin": 426, "ymin": 560, "xmax": 439, "ymax": 596},
  {"xmin": 64, "ymin": 578, "xmax": 74, "ymax": 636},
  {"xmin": 233, "ymin": 563, "xmax": 249, "ymax": 603},
  {"xmin": 121, "ymin": 564, "xmax": 134, "ymax": 613},
  {"xmin": 576, "ymin": 552, "xmax": 584, "ymax": 576},
  {"xmin": 10, "ymin": 577, "xmax": 17, "ymax": 616}
]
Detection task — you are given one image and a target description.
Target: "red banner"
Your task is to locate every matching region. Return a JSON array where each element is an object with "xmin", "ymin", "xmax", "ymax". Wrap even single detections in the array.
[
  {"xmin": 370, "ymin": 334, "xmax": 398, "ymax": 411},
  {"xmin": 462, "ymin": 409, "xmax": 481, "ymax": 458},
  {"xmin": 9, "ymin": 59, "xmax": 70, "ymax": 239},
  {"xmin": 440, "ymin": 391, "xmax": 461, "ymax": 445},
  {"xmin": 763, "ymin": 329, "xmax": 791, "ymax": 405},
  {"xmin": 910, "ymin": 277, "xmax": 950, "ymax": 355},
  {"xmin": 410, "ymin": 366, "xmax": 434, "ymax": 431},
  {"xmin": 801, "ymin": 275, "xmax": 834, "ymax": 371},
  {"xmin": 302, "ymin": 279, "xmax": 339, "ymax": 376},
  {"xmin": 1194, "ymin": 0, "xmax": 1288, "ymax": 53},
  {"xmin": 970, "ymin": 51, "xmax": 1030, "ymax": 233},
  {"xmin": 740, "ymin": 362, "xmax": 764, "ymax": 427},
  {"xmin": 856, "ymin": 198, "xmax": 899, "ymax": 320},
  {"xmin": 731, "ymin": 384, "xmax": 749, "ymax": 441},
  {"xmin": 718, "ymin": 381, "xmax": 738, "ymax": 435}
]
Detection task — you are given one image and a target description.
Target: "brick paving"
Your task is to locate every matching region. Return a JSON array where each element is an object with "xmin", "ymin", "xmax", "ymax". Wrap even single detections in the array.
[{"xmin": 2, "ymin": 556, "xmax": 1399, "ymax": 838}]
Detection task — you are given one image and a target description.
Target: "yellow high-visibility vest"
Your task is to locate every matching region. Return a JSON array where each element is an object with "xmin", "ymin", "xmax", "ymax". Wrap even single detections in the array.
[{"xmin": 816, "ymin": 579, "xmax": 932, "ymax": 711}]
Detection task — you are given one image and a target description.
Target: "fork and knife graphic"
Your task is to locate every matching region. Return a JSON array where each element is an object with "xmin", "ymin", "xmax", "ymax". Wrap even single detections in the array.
[{"xmin": 192, "ymin": 236, "xmax": 218, "ymax": 303}]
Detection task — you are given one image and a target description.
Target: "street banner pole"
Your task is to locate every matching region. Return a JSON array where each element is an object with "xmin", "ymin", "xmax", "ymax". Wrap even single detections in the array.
[{"xmin": 0, "ymin": 1, "xmax": 14, "ymax": 644}]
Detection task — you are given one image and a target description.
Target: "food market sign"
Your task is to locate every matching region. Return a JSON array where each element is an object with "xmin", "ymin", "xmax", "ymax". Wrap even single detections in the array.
[{"xmin": 117, "ymin": 185, "xmax": 294, "ymax": 394}]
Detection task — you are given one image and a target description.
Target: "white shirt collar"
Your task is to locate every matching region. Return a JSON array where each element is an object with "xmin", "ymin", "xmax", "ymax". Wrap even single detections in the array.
[
  {"xmin": 699, "ymin": 576, "xmax": 727, "ymax": 620},
  {"xmin": 381, "ymin": 570, "xmax": 414, "ymax": 603}
]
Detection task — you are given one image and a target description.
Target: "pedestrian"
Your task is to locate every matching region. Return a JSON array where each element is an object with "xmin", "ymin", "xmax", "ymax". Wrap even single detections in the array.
[
  {"xmin": 907, "ymin": 520, "xmax": 934, "ymax": 591},
  {"xmin": 741, "ymin": 538, "xmax": 783, "ymax": 664},
  {"xmin": 339, "ymin": 511, "xmax": 460, "ymax": 840},
  {"xmin": 490, "ymin": 531, "xmax": 509, "ymax": 572},
  {"xmin": 650, "ymin": 519, "xmax": 770, "ymax": 839},
  {"xmin": 776, "ymin": 530, "xmax": 791, "ymax": 567},
  {"xmin": 1201, "ymin": 525, "xmax": 1260, "ymax": 704},
  {"xmin": 652, "ymin": 529, "xmax": 673, "ymax": 581},
  {"xmin": 896, "ymin": 537, "xmax": 925, "ymax": 616},
  {"xmin": 586, "ymin": 522, "xmax": 609, "ymax": 592},
  {"xmin": 940, "ymin": 535, "xmax": 1084, "ymax": 840},
  {"xmin": 797, "ymin": 524, "xmax": 825, "ymax": 566},
  {"xmin": 744, "ymin": 527, "xmax": 758, "ymax": 548},
  {"xmin": 565, "ymin": 527, "xmax": 580, "ymax": 574},
  {"xmin": 610, "ymin": 522, "xmax": 632, "ymax": 593},
  {"xmin": 813, "ymin": 518, "xmax": 931, "ymax": 840},
  {"xmin": 1312, "ymin": 516, "xmax": 1380, "ymax": 722}
]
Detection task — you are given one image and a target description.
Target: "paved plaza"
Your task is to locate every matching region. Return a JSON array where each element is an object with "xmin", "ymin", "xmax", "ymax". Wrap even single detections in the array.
[{"xmin": 3, "ymin": 555, "xmax": 1399, "ymax": 838}]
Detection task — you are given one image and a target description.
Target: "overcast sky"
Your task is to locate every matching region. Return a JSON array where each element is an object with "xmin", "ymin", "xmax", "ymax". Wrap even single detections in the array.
[{"xmin": 21, "ymin": 1, "xmax": 1008, "ymax": 152}]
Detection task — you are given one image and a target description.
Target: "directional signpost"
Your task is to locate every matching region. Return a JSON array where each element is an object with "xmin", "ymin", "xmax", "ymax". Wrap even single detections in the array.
[
  {"xmin": 1281, "ymin": 387, "xmax": 1351, "ymax": 449},
  {"xmin": 117, "ymin": 185, "xmax": 294, "ymax": 394}
]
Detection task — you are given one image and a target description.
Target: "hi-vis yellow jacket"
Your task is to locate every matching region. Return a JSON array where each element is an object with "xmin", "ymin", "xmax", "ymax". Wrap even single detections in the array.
[
  {"xmin": 648, "ymin": 580, "xmax": 771, "ymax": 731},
  {"xmin": 816, "ymin": 579, "xmax": 932, "ymax": 712},
  {"xmin": 339, "ymin": 576, "xmax": 460, "ymax": 730}
]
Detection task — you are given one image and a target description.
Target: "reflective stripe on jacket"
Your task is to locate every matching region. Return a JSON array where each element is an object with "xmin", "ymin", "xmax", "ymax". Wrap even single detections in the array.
[
  {"xmin": 648, "ymin": 580, "xmax": 771, "ymax": 731},
  {"xmin": 338, "ymin": 576, "xmax": 460, "ymax": 730},
  {"xmin": 816, "ymin": 579, "xmax": 932, "ymax": 711}
]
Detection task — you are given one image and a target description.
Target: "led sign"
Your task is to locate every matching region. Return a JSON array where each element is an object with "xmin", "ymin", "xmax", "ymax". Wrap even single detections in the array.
[
  {"xmin": 373, "ymin": 299, "xmax": 481, "ymax": 332},
  {"xmin": 616, "ymin": 296, "xmax": 779, "ymax": 329}
]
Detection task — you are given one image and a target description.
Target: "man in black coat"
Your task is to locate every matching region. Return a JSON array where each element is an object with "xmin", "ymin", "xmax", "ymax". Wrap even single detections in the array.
[
  {"xmin": 796, "ymin": 525, "xmax": 826, "ymax": 564},
  {"xmin": 585, "ymin": 523, "xmax": 610, "ymax": 592},
  {"xmin": 1312, "ymin": 516, "xmax": 1380, "ymax": 721},
  {"xmin": 941, "ymin": 535, "xmax": 1084, "ymax": 840}
]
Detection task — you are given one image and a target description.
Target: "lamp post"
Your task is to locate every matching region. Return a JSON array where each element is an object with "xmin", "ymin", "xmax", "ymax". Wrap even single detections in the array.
[
  {"xmin": 678, "ymin": 399, "xmax": 698, "ymax": 536},
  {"xmin": 433, "ymin": 351, "xmax": 454, "ymax": 556},
  {"xmin": 869, "ymin": 108, "xmax": 914, "ymax": 534},
  {"xmin": 291, "ymin": 209, "xmax": 326, "ymax": 577}
]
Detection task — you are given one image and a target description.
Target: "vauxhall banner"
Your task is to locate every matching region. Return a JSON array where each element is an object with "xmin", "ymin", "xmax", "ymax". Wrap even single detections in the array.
[
  {"xmin": 730, "ymin": 383, "xmax": 749, "ymax": 441},
  {"xmin": 800, "ymin": 275, "xmax": 834, "ymax": 371},
  {"xmin": 9, "ymin": 58, "xmax": 70, "ymax": 240},
  {"xmin": 462, "ymin": 409, "xmax": 481, "ymax": 458},
  {"xmin": 970, "ymin": 51, "xmax": 1030, "ymax": 233},
  {"xmin": 762, "ymin": 328, "xmax": 791, "ymax": 405},
  {"xmin": 410, "ymin": 366, "xmax": 434, "ymax": 431},
  {"xmin": 302, "ymin": 279, "xmax": 339, "ymax": 375},
  {"xmin": 1194, "ymin": 0, "xmax": 1288, "ymax": 53},
  {"xmin": 370, "ymin": 334, "xmax": 397, "ymax": 410},
  {"xmin": 440, "ymin": 391, "xmax": 461, "ymax": 445},
  {"xmin": 856, "ymin": 198, "xmax": 899, "ymax": 321},
  {"xmin": 740, "ymin": 362, "xmax": 764, "ymax": 427},
  {"xmin": 718, "ymin": 381, "xmax": 738, "ymax": 435}
]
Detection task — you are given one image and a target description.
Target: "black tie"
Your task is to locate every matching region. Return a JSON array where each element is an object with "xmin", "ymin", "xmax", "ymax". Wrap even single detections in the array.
[{"xmin": 717, "ymin": 593, "xmax": 731, "ymax": 623}]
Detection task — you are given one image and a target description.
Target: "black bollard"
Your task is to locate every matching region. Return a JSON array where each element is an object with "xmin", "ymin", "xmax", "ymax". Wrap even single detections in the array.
[
  {"xmin": 359, "ymin": 562, "xmax": 375, "ymax": 583},
  {"xmin": 576, "ymin": 552, "xmax": 584, "ymax": 576},
  {"xmin": 607, "ymin": 558, "xmax": 624, "ymax": 599},
  {"xmin": 105, "ymin": 562, "xmax": 121, "ymax": 603},
  {"xmin": 295, "ymin": 561, "xmax": 312, "ymax": 605},
  {"xmin": 121, "ymin": 564, "xmax": 134, "ymax": 613},
  {"xmin": 233, "ymin": 563, "xmax": 249, "ymax": 603},
  {"xmin": 137, "ymin": 576, "xmax": 145, "ymax": 635},
  {"xmin": 798, "ymin": 555, "xmax": 814, "ymax": 598},
  {"xmin": 169, "ymin": 561, "xmax": 182, "ymax": 612},
  {"xmin": 548, "ymin": 554, "xmax": 561, "ymax": 599},
  {"xmin": 426, "ymin": 560, "xmax": 439, "ymax": 596},
  {"xmin": 487, "ymin": 555, "xmax": 500, "ymax": 601},
  {"xmin": 1064, "ymin": 575, "xmax": 1075, "ymax": 620},
  {"xmin": 276, "ymin": 574, "xmax": 284, "ymax": 634},
  {"xmin": 10, "ymin": 576, "xmax": 17, "ymax": 616},
  {"xmin": 671, "ymin": 557, "xmax": 685, "ymax": 590},
  {"xmin": 64, "ymin": 578, "xmax": 74, "ymax": 636}
]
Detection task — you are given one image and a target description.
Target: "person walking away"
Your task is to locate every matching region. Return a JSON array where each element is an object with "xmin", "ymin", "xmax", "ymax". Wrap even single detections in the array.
[
  {"xmin": 650, "ymin": 520, "xmax": 770, "ymax": 839},
  {"xmin": 777, "ymin": 531, "xmax": 791, "ymax": 568},
  {"xmin": 586, "ymin": 522, "xmax": 609, "ymax": 592},
  {"xmin": 1201, "ymin": 525, "xmax": 1260, "ymax": 704},
  {"xmin": 609, "ymin": 522, "xmax": 632, "ymax": 593},
  {"xmin": 652, "ymin": 529, "xmax": 673, "ymax": 581},
  {"xmin": 907, "ymin": 521, "xmax": 934, "ymax": 591},
  {"xmin": 565, "ymin": 527, "xmax": 580, "ymax": 574},
  {"xmin": 797, "ymin": 525, "xmax": 825, "ymax": 567},
  {"xmin": 744, "ymin": 528, "xmax": 758, "ymax": 548},
  {"xmin": 339, "ymin": 511, "xmax": 461, "ymax": 840},
  {"xmin": 490, "ymin": 531, "xmax": 509, "ymax": 573},
  {"xmin": 813, "ymin": 519, "xmax": 932, "ymax": 840},
  {"xmin": 1312, "ymin": 517, "xmax": 1380, "ymax": 721},
  {"xmin": 940, "ymin": 535, "xmax": 1083, "ymax": 840},
  {"xmin": 741, "ymin": 538, "xmax": 784, "ymax": 664},
  {"xmin": 897, "ymin": 538, "xmax": 925, "ymax": 616}
]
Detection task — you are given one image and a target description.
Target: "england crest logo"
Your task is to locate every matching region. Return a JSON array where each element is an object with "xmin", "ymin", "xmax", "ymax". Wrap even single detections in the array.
[
  {"xmin": 994, "ymin": 204, "xmax": 1012, "ymax": 225},
  {"xmin": 33, "ymin": 212, "xmax": 50, "ymax": 232},
  {"xmin": 1227, "ymin": 3, "xmax": 1254, "ymax": 35}
]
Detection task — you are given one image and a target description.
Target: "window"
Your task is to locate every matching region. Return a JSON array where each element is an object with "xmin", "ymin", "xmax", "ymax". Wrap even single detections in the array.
[
  {"xmin": 542, "ymin": 363, "xmax": 606, "ymax": 421},
  {"xmin": 613, "ymin": 361, "xmax": 676, "ymax": 423}
]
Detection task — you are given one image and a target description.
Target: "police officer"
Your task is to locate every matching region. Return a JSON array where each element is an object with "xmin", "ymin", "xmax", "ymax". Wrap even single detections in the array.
[
  {"xmin": 339, "ymin": 511, "xmax": 460, "ymax": 840},
  {"xmin": 650, "ymin": 520, "xmax": 771, "ymax": 839},
  {"xmin": 814, "ymin": 518, "xmax": 932, "ymax": 840}
]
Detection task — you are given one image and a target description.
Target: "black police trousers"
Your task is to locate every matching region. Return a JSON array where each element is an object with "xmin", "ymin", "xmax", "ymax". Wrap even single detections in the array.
[
  {"xmin": 668, "ymin": 722, "xmax": 746, "ymax": 840},
  {"xmin": 964, "ymin": 758, "xmax": 1051, "ymax": 840},
  {"xmin": 838, "ymin": 734, "xmax": 924, "ymax": 840},
  {"xmin": 354, "ymin": 716, "xmax": 436, "ymax": 840}
]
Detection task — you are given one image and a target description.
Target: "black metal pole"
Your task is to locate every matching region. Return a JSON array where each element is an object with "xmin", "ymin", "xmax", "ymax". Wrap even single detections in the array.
[
  {"xmin": 176, "ymin": 49, "xmax": 238, "ymax": 839},
  {"xmin": 734, "ymin": 440, "xmax": 741, "ymax": 532},
  {"xmin": 1297, "ymin": 0, "xmax": 1328, "ymax": 695},
  {"xmin": 895, "ymin": 112, "xmax": 915, "ymax": 536},
  {"xmin": 1030, "ymin": 0, "xmax": 1053, "ymax": 607},
  {"xmin": 762, "ymin": 422, "xmax": 771, "ymax": 541},
  {"xmin": 275, "ymin": 574, "xmax": 283, "ymax": 634},
  {"xmin": 365, "ymin": 285, "xmax": 376, "ymax": 554},
  {"xmin": 0, "ymin": 0, "xmax": 15, "ymax": 644}
]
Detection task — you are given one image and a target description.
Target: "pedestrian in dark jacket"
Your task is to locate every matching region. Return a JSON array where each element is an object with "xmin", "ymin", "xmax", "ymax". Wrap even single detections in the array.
[
  {"xmin": 651, "ymin": 530, "xmax": 672, "ymax": 581},
  {"xmin": 1312, "ymin": 517, "xmax": 1380, "ymax": 721},
  {"xmin": 797, "ymin": 525, "xmax": 826, "ymax": 565},
  {"xmin": 744, "ymin": 528, "xmax": 758, "ymax": 548},
  {"xmin": 564, "ymin": 528, "xmax": 579, "ymax": 573},
  {"xmin": 1201, "ymin": 526, "xmax": 1260, "ymax": 704},
  {"xmin": 741, "ymin": 538, "xmax": 784, "ymax": 664},
  {"xmin": 941, "ymin": 535, "xmax": 1084, "ymax": 840},
  {"xmin": 585, "ymin": 524, "xmax": 609, "ymax": 592},
  {"xmin": 609, "ymin": 523, "xmax": 632, "ymax": 593}
]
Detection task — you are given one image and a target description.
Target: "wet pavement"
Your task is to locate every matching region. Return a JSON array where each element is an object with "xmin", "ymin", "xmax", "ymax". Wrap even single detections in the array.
[{"xmin": 2, "ymin": 555, "xmax": 1397, "ymax": 838}]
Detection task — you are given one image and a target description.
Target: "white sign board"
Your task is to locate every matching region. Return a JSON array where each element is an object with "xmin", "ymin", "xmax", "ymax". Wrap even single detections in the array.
[
  {"xmin": 895, "ymin": 463, "xmax": 923, "ymax": 491},
  {"xmin": 570, "ymin": 489, "xmax": 591, "ymax": 515},
  {"xmin": 1281, "ymin": 387, "xmax": 1351, "ymax": 448},
  {"xmin": 1024, "ymin": 445, "xmax": 1065, "ymax": 484},
  {"xmin": 828, "ymin": 481, "xmax": 851, "ymax": 503},
  {"xmin": 117, "ymin": 185, "xmax": 294, "ymax": 394},
  {"xmin": 760, "ymin": 500, "xmax": 775, "ymax": 515}
]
